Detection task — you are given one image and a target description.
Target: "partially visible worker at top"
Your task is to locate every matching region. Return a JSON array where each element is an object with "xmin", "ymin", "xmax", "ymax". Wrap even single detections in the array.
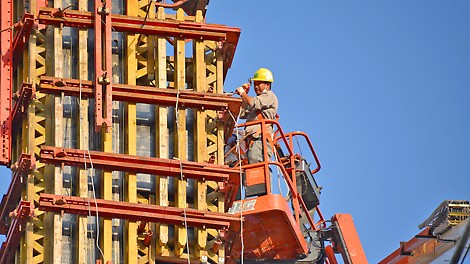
[{"xmin": 235, "ymin": 68, "xmax": 278, "ymax": 164}]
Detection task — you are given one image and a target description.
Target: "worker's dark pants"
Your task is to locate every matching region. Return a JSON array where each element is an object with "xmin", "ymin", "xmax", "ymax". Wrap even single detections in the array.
[{"xmin": 247, "ymin": 137, "xmax": 273, "ymax": 164}]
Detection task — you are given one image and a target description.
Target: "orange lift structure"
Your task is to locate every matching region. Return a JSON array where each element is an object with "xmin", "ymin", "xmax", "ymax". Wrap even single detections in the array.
[
  {"xmin": 0, "ymin": 0, "xmax": 369, "ymax": 263},
  {"xmin": 380, "ymin": 200, "xmax": 470, "ymax": 264}
]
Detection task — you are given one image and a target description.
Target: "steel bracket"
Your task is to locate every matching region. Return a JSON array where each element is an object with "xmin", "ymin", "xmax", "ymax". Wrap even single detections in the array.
[
  {"xmin": 0, "ymin": 153, "xmax": 35, "ymax": 235},
  {"xmin": 0, "ymin": 201, "xmax": 34, "ymax": 264}
]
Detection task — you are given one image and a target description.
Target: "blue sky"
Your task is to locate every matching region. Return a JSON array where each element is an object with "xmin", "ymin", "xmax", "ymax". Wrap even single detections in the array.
[
  {"xmin": 0, "ymin": 1, "xmax": 468, "ymax": 263},
  {"xmin": 207, "ymin": 1, "xmax": 470, "ymax": 262}
]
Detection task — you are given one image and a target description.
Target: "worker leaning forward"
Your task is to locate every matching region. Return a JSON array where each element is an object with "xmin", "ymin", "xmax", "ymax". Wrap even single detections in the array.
[{"xmin": 235, "ymin": 68, "xmax": 278, "ymax": 164}]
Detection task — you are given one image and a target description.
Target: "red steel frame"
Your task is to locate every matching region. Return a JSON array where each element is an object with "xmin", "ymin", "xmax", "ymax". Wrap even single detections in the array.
[
  {"xmin": 37, "ymin": 6, "xmax": 240, "ymax": 69},
  {"xmin": 39, "ymin": 193, "xmax": 240, "ymax": 230},
  {"xmin": 40, "ymin": 145, "xmax": 239, "ymax": 183},
  {"xmin": 0, "ymin": 10, "xmax": 34, "ymax": 166},
  {"xmin": 37, "ymin": 5, "xmax": 240, "ymax": 132},
  {"xmin": 39, "ymin": 76, "xmax": 242, "ymax": 114},
  {"xmin": 0, "ymin": 153, "xmax": 34, "ymax": 235},
  {"xmin": 378, "ymin": 227, "xmax": 440, "ymax": 264},
  {"xmin": 94, "ymin": 0, "xmax": 113, "ymax": 132},
  {"xmin": 0, "ymin": 0, "xmax": 13, "ymax": 166},
  {"xmin": 0, "ymin": 5, "xmax": 240, "ymax": 164},
  {"xmin": 0, "ymin": 201, "xmax": 34, "ymax": 264}
]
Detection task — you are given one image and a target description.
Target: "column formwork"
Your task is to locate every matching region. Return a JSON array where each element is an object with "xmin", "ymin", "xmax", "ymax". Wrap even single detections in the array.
[{"xmin": 0, "ymin": 0, "xmax": 241, "ymax": 263}]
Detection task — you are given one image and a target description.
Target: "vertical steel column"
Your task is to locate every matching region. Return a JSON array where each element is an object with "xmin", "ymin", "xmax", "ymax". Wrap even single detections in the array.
[
  {"xmin": 0, "ymin": 0, "xmax": 12, "ymax": 165},
  {"xmin": 94, "ymin": 0, "xmax": 113, "ymax": 132}
]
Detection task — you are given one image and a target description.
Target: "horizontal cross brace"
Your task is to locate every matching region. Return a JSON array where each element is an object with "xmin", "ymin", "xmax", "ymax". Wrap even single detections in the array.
[
  {"xmin": 39, "ymin": 76, "xmax": 242, "ymax": 114},
  {"xmin": 38, "ymin": 7, "xmax": 240, "ymax": 45},
  {"xmin": 39, "ymin": 193, "xmax": 241, "ymax": 230},
  {"xmin": 40, "ymin": 146, "xmax": 238, "ymax": 182}
]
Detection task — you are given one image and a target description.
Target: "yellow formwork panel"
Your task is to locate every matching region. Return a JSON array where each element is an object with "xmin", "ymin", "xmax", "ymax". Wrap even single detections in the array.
[{"xmin": 77, "ymin": 1, "xmax": 90, "ymax": 263}]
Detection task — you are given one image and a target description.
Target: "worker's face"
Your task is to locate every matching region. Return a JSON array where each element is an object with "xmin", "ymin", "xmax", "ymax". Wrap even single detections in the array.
[{"xmin": 253, "ymin": 81, "xmax": 270, "ymax": 95}]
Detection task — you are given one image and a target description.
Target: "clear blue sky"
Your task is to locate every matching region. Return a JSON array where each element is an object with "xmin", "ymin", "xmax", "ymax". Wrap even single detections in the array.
[
  {"xmin": 207, "ymin": 1, "xmax": 470, "ymax": 262},
  {"xmin": 0, "ymin": 1, "xmax": 468, "ymax": 263}
]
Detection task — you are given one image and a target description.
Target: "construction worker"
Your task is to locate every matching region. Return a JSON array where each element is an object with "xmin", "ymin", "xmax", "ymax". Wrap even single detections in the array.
[{"xmin": 235, "ymin": 68, "xmax": 278, "ymax": 164}]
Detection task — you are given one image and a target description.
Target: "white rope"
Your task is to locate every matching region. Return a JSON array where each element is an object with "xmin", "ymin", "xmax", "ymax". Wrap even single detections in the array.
[
  {"xmin": 175, "ymin": 88, "xmax": 191, "ymax": 263},
  {"xmin": 79, "ymin": 78, "xmax": 106, "ymax": 262},
  {"xmin": 227, "ymin": 110, "xmax": 244, "ymax": 264}
]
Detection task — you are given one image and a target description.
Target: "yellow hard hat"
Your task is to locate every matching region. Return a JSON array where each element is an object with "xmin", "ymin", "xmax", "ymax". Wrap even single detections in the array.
[{"xmin": 252, "ymin": 68, "xmax": 274, "ymax": 83}]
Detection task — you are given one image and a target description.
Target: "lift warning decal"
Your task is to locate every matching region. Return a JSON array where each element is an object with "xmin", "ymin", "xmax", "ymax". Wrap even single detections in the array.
[{"xmin": 227, "ymin": 200, "xmax": 257, "ymax": 214}]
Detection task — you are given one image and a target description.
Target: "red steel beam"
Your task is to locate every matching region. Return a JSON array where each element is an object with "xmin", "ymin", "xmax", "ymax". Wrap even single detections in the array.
[
  {"xmin": 39, "ymin": 76, "xmax": 242, "ymax": 114},
  {"xmin": 0, "ymin": 0, "xmax": 13, "ymax": 166},
  {"xmin": 0, "ymin": 201, "xmax": 34, "ymax": 264},
  {"xmin": 40, "ymin": 146, "xmax": 238, "ymax": 182},
  {"xmin": 94, "ymin": 0, "xmax": 113, "ymax": 132},
  {"xmin": 378, "ymin": 227, "xmax": 437, "ymax": 264},
  {"xmin": 37, "ymin": 6, "xmax": 240, "ymax": 72},
  {"xmin": 39, "ymin": 193, "xmax": 240, "ymax": 230},
  {"xmin": 37, "ymin": 7, "xmax": 240, "ymax": 44},
  {"xmin": 0, "ymin": 153, "xmax": 34, "ymax": 235}
]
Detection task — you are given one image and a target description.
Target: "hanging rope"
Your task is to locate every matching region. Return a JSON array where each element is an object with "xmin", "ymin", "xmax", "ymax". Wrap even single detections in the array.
[
  {"xmin": 175, "ymin": 88, "xmax": 191, "ymax": 263},
  {"xmin": 228, "ymin": 110, "xmax": 244, "ymax": 264},
  {"xmin": 79, "ymin": 78, "xmax": 106, "ymax": 262}
]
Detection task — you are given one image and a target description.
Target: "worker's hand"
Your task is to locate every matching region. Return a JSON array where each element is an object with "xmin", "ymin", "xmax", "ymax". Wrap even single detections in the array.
[
  {"xmin": 236, "ymin": 86, "xmax": 246, "ymax": 95},
  {"xmin": 241, "ymin": 83, "xmax": 250, "ymax": 93}
]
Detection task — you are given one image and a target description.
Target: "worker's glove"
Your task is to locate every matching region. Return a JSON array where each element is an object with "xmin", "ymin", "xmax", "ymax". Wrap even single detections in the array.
[
  {"xmin": 236, "ymin": 86, "xmax": 246, "ymax": 95},
  {"xmin": 241, "ymin": 82, "xmax": 250, "ymax": 93}
]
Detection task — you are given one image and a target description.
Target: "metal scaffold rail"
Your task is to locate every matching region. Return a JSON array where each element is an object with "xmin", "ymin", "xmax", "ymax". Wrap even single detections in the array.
[{"xmin": 40, "ymin": 145, "xmax": 239, "ymax": 182}]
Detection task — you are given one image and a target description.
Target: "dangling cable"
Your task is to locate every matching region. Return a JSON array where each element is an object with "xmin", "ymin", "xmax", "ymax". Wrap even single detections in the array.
[
  {"xmin": 79, "ymin": 78, "xmax": 106, "ymax": 261},
  {"xmin": 175, "ymin": 88, "xmax": 191, "ymax": 263},
  {"xmin": 228, "ymin": 110, "xmax": 244, "ymax": 264}
]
